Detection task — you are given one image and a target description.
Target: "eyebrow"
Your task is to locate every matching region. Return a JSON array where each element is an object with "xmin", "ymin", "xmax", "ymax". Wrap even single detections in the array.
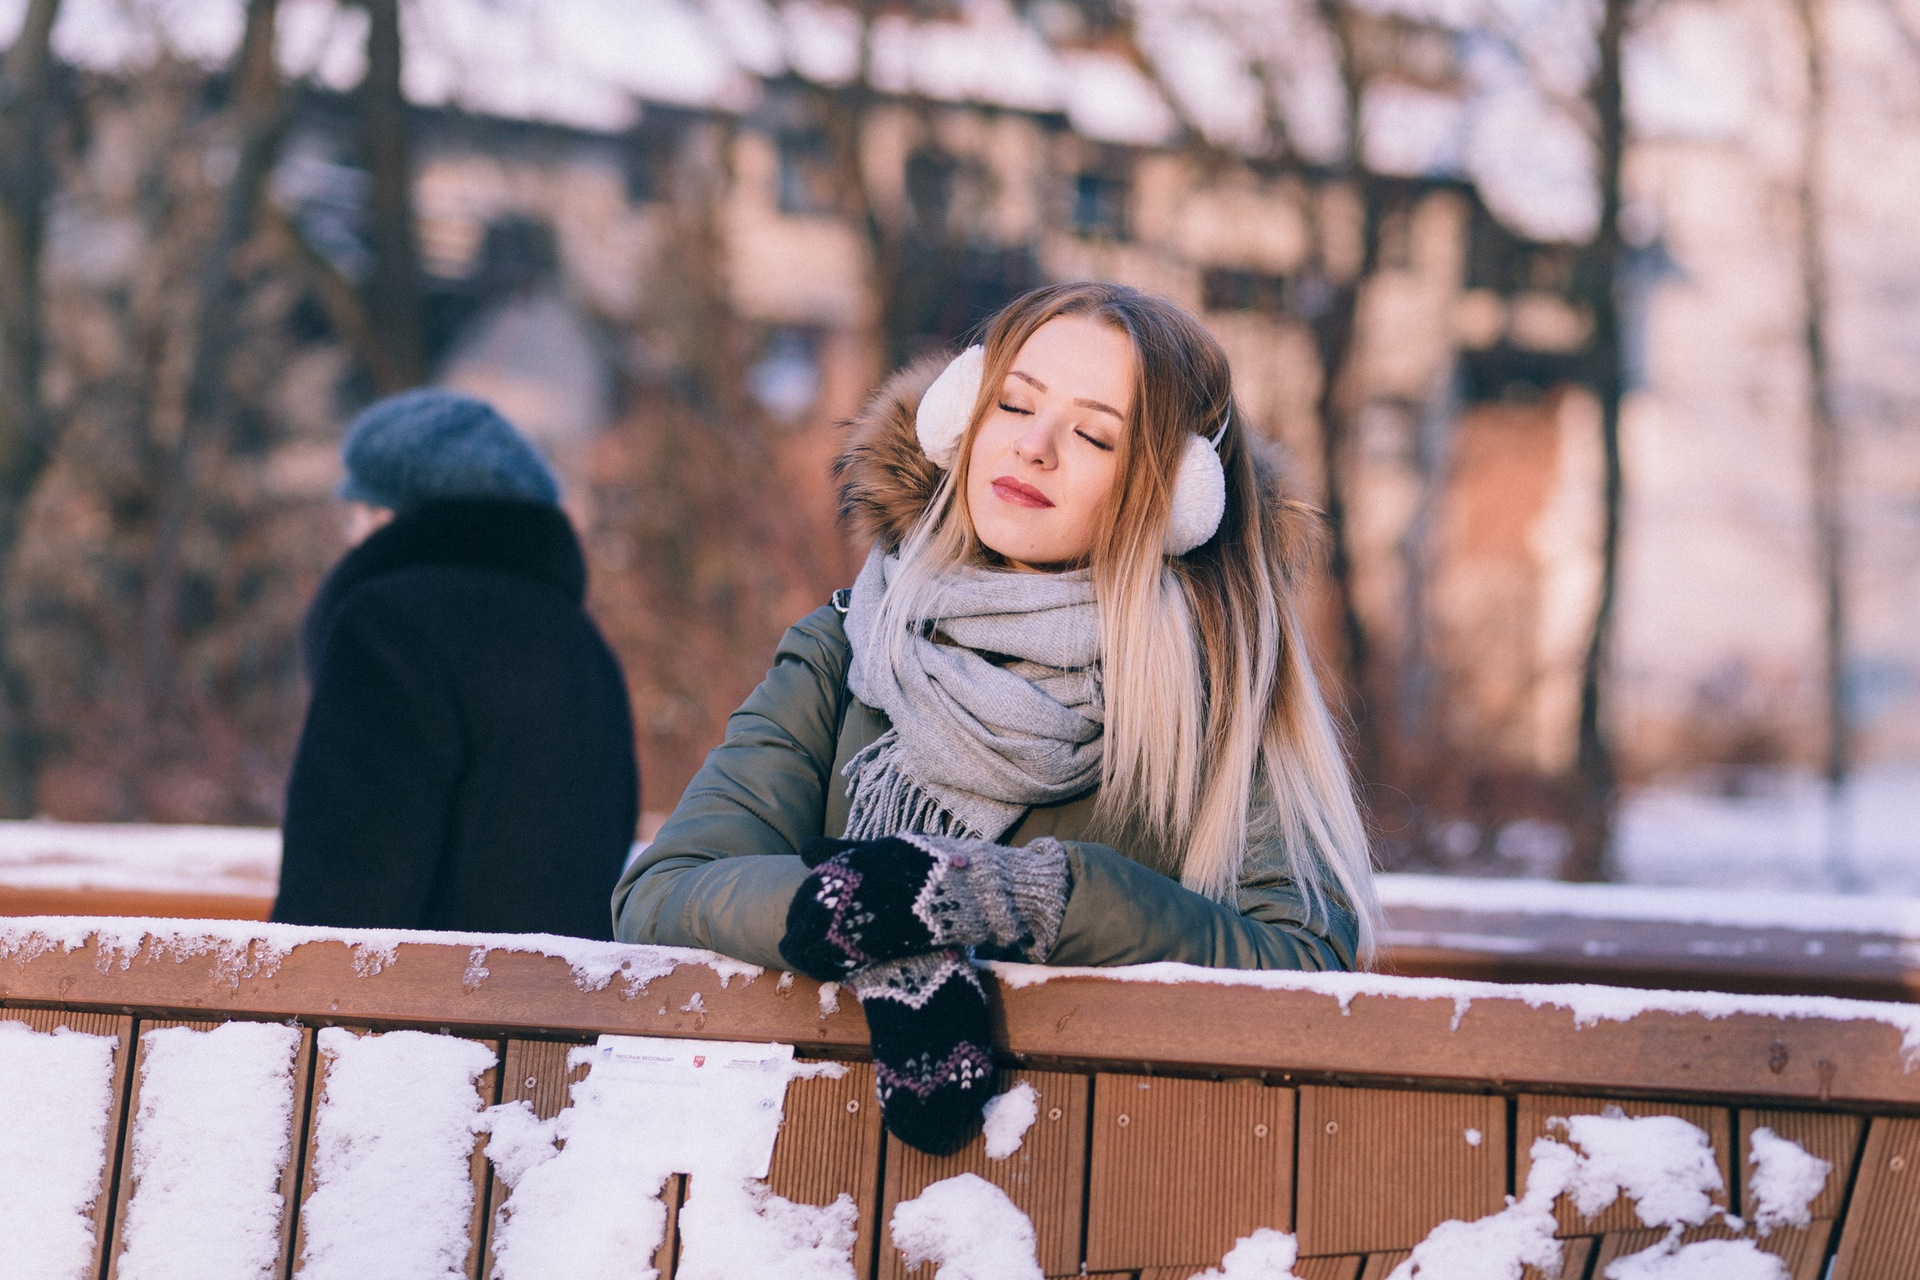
[{"xmin": 1009, "ymin": 369, "xmax": 1126, "ymax": 422}]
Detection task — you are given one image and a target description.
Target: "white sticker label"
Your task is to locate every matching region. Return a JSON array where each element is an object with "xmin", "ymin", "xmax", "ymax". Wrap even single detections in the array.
[{"xmin": 587, "ymin": 1035, "xmax": 796, "ymax": 1178}]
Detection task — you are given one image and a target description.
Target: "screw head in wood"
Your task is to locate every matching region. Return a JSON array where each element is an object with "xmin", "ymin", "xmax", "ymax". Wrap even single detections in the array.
[
  {"xmin": 1116, "ymin": 1113, "xmax": 1131, "ymax": 1127},
  {"xmin": 1325, "ymin": 1120, "xmax": 1339, "ymax": 1135},
  {"xmin": 1048, "ymin": 1107, "xmax": 1062, "ymax": 1121},
  {"xmin": 1893, "ymin": 1155, "xmax": 1908, "ymax": 1173},
  {"xmin": 845, "ymin": 1099, "xmax": 861, "ymax": 1114},
  {"xmin": 1254, "ymin": 1123, "xmax": 1270, "ymax": 1138}
]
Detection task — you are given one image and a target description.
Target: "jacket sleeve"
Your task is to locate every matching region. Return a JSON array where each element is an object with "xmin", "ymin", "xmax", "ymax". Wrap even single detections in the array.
[
  {"xmin": 611, "ymin": 607, "xmax": 847, "ymax": 967},
  {"xmin": 1041, "ymin": 840, "xmax": 1359, "ymax": 972},
  {"xmin": 272, "ymin": 590, "xmax": 465, "ymax": 929}
]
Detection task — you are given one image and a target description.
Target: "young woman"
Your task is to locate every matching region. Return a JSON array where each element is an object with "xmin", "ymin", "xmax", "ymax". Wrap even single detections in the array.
[{"xmin": 614, "ymin": 282, "xmax": 1379, "ymax": 1153}]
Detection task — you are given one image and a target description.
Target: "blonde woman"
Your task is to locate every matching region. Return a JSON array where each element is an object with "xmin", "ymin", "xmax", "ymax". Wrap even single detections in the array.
[{"xmin": 614, "ymin": 282, "xmax": 1379, "ymax": 1152}]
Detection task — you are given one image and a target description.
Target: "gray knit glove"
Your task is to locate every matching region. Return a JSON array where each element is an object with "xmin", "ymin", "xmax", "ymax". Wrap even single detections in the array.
[{"xmin": 778, "ymin": 833, "xmax": 1072, "ymax": 981}]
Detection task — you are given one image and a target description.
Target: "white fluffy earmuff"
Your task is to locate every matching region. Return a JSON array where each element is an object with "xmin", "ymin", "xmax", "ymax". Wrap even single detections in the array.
[{"xmin": 914, "ymin": 344, "xmax": 1229, "ymax": 556}]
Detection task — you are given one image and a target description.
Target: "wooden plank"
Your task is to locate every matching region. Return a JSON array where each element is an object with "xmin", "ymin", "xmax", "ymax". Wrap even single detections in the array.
[
  {"xmin": 1594, "ymin": 1222, "xmax": 1832, "ymax": 1279},
  {"xmin": 767, "ymin": 1060, "xmax": 883, "ymax": 1280},
  {"xmin": 1296, "ymin": 1085, "xmax": 1506, "ymax": 1256},
  {"xmin": 1524, "ymin": 1236, "xmax": 1593, "ymax": 1280},
  {"xmin": 1832, "ymin": 1117, "xmax": 1920, "ymax": 1279},
  {"xmin": 107, "ymin": 1018, "xmax": 311, "ymax": 1280},
  {"xmin": 1380, "ymin": 905, "xmax": 1920, "ymax": 1003},
  {"xmin": 1084, "ymin": 1074, "xmax": 1294, "ymax": 1271},
  {"xmin": 1296, "ymin": 1259, "xmax": 1364, "ymax": 1280},
  {"xmin": 1738, "ymin": 1107, "xmax": 1862, "ymax": 1222},
  {"xmin": 1357, "ymin": 1251, "xmax": 1408, "ymax": 1280},
  {"xmin": 1144, "ymin": 1257, "xmax": 1362, "ymax": 1280},
  {"xmin": 1515, "ymin": 1094, "xmax": 1731, "ymax": 1236},
  {"xmin": 0, "ymin": 885, "xmax": 272, "ymax": 920},
  {"xmin": 291, "ymin": 1029, "xmax": 500, "ymax": 1280},
  {"xmin": 878, "ymin": 1069, "xmax": 1088, "ymax": 1280},
  {"xmin": 4, "ymin": 1006, "xmax": 133, "ymax": 1279},
  {"xmin": 11, "ymin": 932, "xmax": 1920, "ymax": 1109}
]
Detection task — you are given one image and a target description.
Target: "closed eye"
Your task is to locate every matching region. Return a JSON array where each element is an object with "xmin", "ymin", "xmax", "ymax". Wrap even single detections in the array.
[
  {"xmin": 1075, "ymin": 429, "xmax": 1114, "ymax": 452},
  {"xmin": 997, "ymin": 402, "xmax": 1033, "ymax": 415}
]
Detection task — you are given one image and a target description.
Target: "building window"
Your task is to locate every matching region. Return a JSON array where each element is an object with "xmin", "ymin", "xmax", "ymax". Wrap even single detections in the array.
[
  {"xmin": 625, "ymin": 124, "xmax": 677, "ymax": 204},
  {"xmin": 747, "ymin": 326, "xmax": 824, "ymax": 421},
  {"xmin": 777, "ymin": 131, "xmax": 839, "ymax": 215},
  {"xmin": 1072, "ymin": 170, "xmax": 1128, "ymax": 239}
]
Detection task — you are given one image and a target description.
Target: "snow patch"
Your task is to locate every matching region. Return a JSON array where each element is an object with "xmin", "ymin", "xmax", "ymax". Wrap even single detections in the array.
[
  {"xmin": 296, "ymin": 1029, "xmax": 498, "ymax": 1280},
  {"xmin": 889, "ymin": 1173, "xmax": 1043, "ymax": 1280},
  {"xmin": 1552, "ymin": 1111, "xmax": 1722, "ymax": 1228},
  {"xmin": 1603, "ymin": 1238, "xmax": 1786, "ymax": 1279},
  {"xmin": 1186, "ymin": 1227, "xmax": 1303, "ymax": 1278},
  {"xmin": 0, "ymin": 1020, "xmax": 120, "ymax": 1280},
  {"xmin": 482, "ymin": 1035, "xmax": 853, "ymax": 1279},
  {"xmin": 981, "ymin": 1081, "xmax": 1038, "ymax": 1159},
  {"xmin": 115, "ymin": 1022, "xmax": 302, "ymax": 1280},
  {"xmin": 1744, "ymin": 1127, "xmax": 1832, "ymax": 1235}
]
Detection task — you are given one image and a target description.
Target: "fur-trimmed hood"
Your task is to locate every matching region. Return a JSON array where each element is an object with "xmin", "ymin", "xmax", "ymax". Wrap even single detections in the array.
[{"xmin": 832, "ymin": 353, "xmax": 1324, "ymax": 575}]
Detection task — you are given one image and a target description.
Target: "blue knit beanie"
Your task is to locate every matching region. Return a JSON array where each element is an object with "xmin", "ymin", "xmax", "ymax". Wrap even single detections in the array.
[{"xmin": 337, "ymin": 389, "xmax": 561, "ymax": 510}]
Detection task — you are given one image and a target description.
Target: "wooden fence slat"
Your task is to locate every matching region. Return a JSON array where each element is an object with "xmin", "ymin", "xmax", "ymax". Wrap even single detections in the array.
[
  {"xmin": 766, "ymin": 1060, "xmax": 883, "ymax": 1280},
  {"xmin": 1832, "ymin": 1117, "xmax": 1920, "ymax": 1279},
  {"xmin": 106, "ymin": 1019, "xmax": 311, "ymax": 1280},
  {"xmin": 291, "ymin": 1029, "xmax": 500, "ymax": 1280},
  {"xmin": 878, "ymin": 1069, "xmax": 1089, "ymax": 1280},
  {"xmin": 5, "ymin": 1006, "xmax": 133, "ymax": 1279},
  {"xmin": 1295, "ymin": 1085, "xmax": 1506, "ymax": 1256},
  {"xmin": 1515, "ymin": 1094, "xmax": 1731, "ymax": 1237},
  {"xmin": 1084, "ymin": 1075, "xmax": 1293, "ymax": 1272},
  {"xmin": 1738, "ymin": 1108, "xmax": 1862, "ymax": 1223}
]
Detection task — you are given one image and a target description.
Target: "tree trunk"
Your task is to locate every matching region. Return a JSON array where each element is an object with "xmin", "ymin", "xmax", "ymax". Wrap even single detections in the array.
[
  {"xmin": 140, "ymin": 0, "xmax": 290, "ymax": 719},
  {"xmin": 1792, "ymin": 0, "xmax": 1854, "ymax": 887},
  {"xmin": 359, "ymin": 0, "xmax": 425, "ymax": 390},
  {"xmin": 0, "ymin": 0, "xmax": 64, "ymax": 815},
  {"xmin": 1566, "ymin": 0, "xmax": 1630, "ymax": 881}
]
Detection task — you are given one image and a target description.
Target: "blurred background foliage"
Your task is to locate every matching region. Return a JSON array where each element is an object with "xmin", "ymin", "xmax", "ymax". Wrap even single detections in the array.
[{"xmin": 0, "ymin": 0, "xmax": 1916, "ymax": 887}]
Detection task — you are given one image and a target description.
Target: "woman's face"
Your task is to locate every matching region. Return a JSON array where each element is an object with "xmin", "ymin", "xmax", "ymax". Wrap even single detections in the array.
[{"xmin": 965, "ymin": 314, "xmax": 1134, "ymax": 571}]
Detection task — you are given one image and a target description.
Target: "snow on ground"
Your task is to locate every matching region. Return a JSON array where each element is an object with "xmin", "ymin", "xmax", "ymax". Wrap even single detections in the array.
[
  {"xmin": 1614, "ymin": 764, "xmax": 1920, "ymax": 898},
  {"xmin": 0, "ymin": 820, "xmax": 278, "ymax": 899},
  {"xmin": 980, "ymin": 1080, "xmax": 1038, "ymax": 1159},
  {"xmin": 114, "ymin": 1022, "xmax": 303, "ymax": 1280},
  {"xmin": 1186, "ymin": 1228, "xmax": 1304, "ymax": 1279},
  {"xmin": 0, "ymin": 1021, "xmax": 120, "ymax": 1280},
  {"xmin": 298, "ymin": 1028, "xmax": 499, "ymax": 1280},
  {"xmin": 1744, "ymin": 1127, "xmax": 1832, "ymax": 1236}
]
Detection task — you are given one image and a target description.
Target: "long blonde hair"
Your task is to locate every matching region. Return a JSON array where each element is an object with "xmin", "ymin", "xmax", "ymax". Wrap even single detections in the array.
[{"xmin": 874, "ymin": 282, "xmax": 1379, "ymax": 958}]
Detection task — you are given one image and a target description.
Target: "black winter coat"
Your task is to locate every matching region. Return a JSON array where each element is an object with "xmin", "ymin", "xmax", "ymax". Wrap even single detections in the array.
[{"xmin": 272, "ymin": 498, "xmax": 638, "ymax": 939}]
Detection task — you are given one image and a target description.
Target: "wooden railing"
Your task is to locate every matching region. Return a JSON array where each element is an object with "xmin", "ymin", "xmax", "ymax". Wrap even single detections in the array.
[{"xmin": 4, "ymin": 918, "xmax": 1920, "ymax": 1278}]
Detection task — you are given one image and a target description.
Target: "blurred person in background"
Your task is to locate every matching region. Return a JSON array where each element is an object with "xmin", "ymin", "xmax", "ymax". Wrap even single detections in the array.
[
  {"xmin": 615, "ymin": 283, "xmax": 1379, "ymax": 1153},
  {"xmin": 272, "ymin": 390, "xmax": 638, "ymax": 939}
]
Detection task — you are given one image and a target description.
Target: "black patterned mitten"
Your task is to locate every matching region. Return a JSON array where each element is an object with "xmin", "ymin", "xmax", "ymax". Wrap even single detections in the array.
[
  {"xmin": 850, "ymin": 949, "xmax": 995, "ymax": 1155},
  {"xmin": 778, "ymin": 833, "xmax": 1070, "ymax": 982}
]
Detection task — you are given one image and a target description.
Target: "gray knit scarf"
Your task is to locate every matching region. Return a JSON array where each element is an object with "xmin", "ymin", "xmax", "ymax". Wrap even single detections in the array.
[{"xmin": 842, "ymin": 547, "xmax": 1104, "ymax": 842}]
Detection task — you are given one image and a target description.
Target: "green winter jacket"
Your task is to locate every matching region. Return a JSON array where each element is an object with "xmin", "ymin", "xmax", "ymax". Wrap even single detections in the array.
[{"xmin": 611, "ymin": 604, "xmax": 1358, "ymax": 972}]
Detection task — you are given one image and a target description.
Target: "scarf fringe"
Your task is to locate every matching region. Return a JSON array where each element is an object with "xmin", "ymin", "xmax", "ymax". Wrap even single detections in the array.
[{"xmin": 842, "ymin": 730, "xmax": 984, "ymax": 841}]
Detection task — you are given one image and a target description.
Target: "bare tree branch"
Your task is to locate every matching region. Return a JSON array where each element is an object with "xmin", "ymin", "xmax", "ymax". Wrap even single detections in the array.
[{"xmin": 140, "ymin": 0, "xmax": 293, "ymax": 716}]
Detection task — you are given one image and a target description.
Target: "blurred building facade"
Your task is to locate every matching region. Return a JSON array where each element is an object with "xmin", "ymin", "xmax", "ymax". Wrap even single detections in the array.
[{"xmin": 5, "ymin": 0, "xmax": 1917, "ymax": 870}]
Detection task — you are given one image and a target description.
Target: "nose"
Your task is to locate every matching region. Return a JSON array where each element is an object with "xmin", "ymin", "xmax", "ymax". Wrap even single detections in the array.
[{"xmin": 1011, "ymin": 415, "xmax": 1057, "ymax": 467}]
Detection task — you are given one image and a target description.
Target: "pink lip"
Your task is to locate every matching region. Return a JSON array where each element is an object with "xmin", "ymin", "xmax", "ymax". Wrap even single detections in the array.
[{"xmin": 991, "ymin": 476, "xmax": 1054, "ymax": 509}]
